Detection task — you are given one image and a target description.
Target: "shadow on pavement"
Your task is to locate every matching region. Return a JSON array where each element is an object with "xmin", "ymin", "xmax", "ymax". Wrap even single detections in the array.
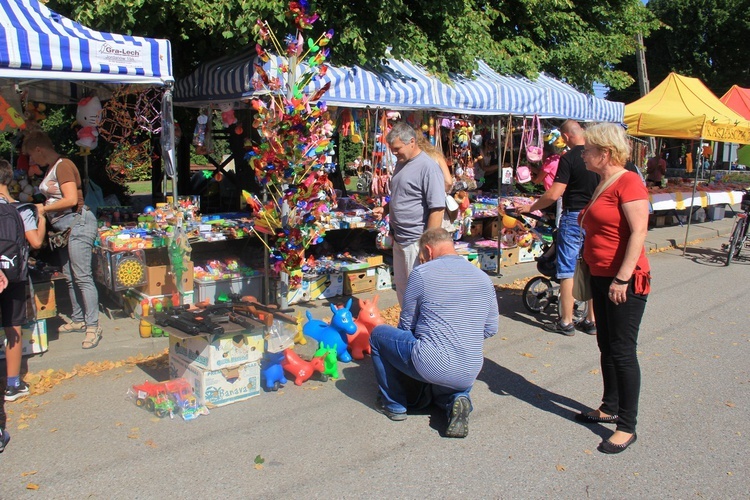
[
  {"xmin": 478, "ymin": 357, "xmax": 610, "ymax": 438},
  {"xmin": 683, "ymin": 245, "xmax": 749, "ymax": 267}
]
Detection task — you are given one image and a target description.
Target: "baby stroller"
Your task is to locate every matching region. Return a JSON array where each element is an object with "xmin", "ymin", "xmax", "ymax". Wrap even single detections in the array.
[{"xmin": 505, "ymin": 210, "xmax": 589, "ymax": 323}]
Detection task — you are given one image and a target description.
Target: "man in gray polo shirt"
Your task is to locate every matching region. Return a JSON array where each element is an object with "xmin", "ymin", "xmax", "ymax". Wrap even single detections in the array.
[{"xmin": 373, "ymin": 123, "xmax": 445, "ymax": 305}]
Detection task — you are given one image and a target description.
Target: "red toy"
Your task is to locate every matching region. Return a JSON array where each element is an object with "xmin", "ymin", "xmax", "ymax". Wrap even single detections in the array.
[
  {"xmin": 347, "ymin": 295, "xmax": 384, "ymax": 360},
  {"xmin": 281, "ymin": 348, "xmax": 328, "ymax": 385}
]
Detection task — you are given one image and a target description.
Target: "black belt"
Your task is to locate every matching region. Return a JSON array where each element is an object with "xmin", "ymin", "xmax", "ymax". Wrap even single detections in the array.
[{"xmin": 562, "ymin": 208, "xmax": 582, "ymax": 214}]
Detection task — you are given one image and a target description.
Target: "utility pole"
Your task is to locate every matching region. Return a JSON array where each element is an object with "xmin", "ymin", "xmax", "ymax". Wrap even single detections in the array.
[{"xmin": 635, "ymin": 33, "xmax": 657, "ymax": 156}]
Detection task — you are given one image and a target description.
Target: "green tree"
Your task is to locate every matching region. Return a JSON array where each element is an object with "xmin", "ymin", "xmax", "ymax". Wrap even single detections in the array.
[
  {"xmin": 608, "ymin": 0, "xmax": 750, "ymax": 103},
  {"xmin": 48, "ymin": 0, "xmax": 657, "ymax": 92}
]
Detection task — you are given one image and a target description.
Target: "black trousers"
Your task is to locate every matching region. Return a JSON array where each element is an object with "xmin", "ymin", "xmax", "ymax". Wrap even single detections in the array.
[{"xmin": 591, "ymin": 275, "xmax": 648, "ymax": 434}]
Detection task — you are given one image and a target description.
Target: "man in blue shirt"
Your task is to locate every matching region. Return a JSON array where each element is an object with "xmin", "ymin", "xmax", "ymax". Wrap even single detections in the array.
[{"xmin": 370, "ymin": 228, "xmax": 499, "ymax": 437}]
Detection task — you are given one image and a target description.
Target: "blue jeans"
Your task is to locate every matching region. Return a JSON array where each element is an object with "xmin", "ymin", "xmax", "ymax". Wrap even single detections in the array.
[
  {"xmin": 54, "ymin": 209, "xmax": 99, "ymax": 327},
  {"xmin": 370, "ymin": 325, "xmax": 472, "ymax": 415},
  {"xmin": 556, "ymin": 211, "xmax": 583, "ymax": 279}
]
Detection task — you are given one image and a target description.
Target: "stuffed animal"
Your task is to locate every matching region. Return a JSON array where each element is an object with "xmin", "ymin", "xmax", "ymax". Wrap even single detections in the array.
[
  {"xmin": 75, "ymin": 96, "xmax": 102, "ymax": 152},
  {"xmin": 219, "ymin": 102, "xmax": 237, "ymax": 129}
]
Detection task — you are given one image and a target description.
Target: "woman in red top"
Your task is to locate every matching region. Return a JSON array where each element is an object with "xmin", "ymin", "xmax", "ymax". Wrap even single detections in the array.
[{"xmin": 576, "ymin": 123, "xmax": 650, "ymax": 454}]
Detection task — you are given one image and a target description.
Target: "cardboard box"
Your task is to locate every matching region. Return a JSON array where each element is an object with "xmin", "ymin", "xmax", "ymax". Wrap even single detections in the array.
[
  {"xmin": 376, "ymin": 265, "xmax": 393, "ymax": 290},
  {"xmin": 32, "ymin": 281, "xmax": 57, "ymax": 320},
  {"xmin": 143, "ymin": 263, "xmax": 195, "ymax": 296},
  {"xmin": 344, "ymin": 267, "xmax": 377, "ymax": 295},
  {"xmin": 169, "ymin": 355, "xmax": 260, "ymax": 407},
  {"xmin": 366, "ymin": 255, "xmax": 384, "ymax": 267},
  {"xmin": 0, "ymin": 319, "xmax": 48, "ymax": 359},
  {"xmin": 501, "ymin": 248, "xmax": 518, "ymax": 267},
  {"xmin": 466, "ymin": 219, "xmax": 483, "ymax": 240},
  {"xmin": 461, "ymin": 253, "xmax": 480, "ymax": 269},
  {"xmin": 482, "ymin": 219, "xmax": 499, "ymax": 240},
  {"xmin": 478, "ymin": 251, "xmax": 499, "ymax": 272},
  {"xmin": 271, "ymin": 272, "xmax": 343, "ymax": 305},
  {"xmin": 517, "ymin": 241, "xmax": 544, "ymax": 263},
  {"xmin": 169, "ymin": 322, "xmax": 264, "ymax": 371},
  {"xmin": 194, "ymin": 274, "xmax": 263, "ymax": 305}
]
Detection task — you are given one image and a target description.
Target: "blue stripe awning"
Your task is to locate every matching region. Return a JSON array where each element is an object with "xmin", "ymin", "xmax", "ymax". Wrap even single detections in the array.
[
  {"xmin": 0, "ymin": 0, "xmax": 173, "ymax": 92},
  {"xmin": 174, "ymin": 50, "xmax": 623, "ymax": 122}
]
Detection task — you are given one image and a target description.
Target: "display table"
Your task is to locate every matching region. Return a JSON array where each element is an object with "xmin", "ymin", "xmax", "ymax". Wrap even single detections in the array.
[{"xmin": 648, "ymin": 190, "xmax": 744, "ymax": 211}]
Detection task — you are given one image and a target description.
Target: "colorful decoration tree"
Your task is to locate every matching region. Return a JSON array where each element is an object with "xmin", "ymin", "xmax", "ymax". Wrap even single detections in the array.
[{"xmin": 245, "ymin": 1, "xmax": 336, "ymax": 288}]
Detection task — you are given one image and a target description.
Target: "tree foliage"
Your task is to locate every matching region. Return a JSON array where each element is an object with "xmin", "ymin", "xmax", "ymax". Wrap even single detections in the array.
[
  {"xmin": 47, "ymin": 0, "xmax": 657, "ymax": 92},
  {"xmin": 608, "ymin": 0, "xmax": 750, "ymax": 103}
]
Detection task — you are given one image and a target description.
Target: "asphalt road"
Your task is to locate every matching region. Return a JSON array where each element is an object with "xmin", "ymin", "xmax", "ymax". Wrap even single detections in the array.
[{"xmin": 2, "ymin": 235, "xmax": 749, "ymax": 498}]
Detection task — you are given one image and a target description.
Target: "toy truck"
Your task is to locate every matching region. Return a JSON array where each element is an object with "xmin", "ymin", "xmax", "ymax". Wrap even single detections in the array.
[
  {"xmin": 132, "ymin": 380, "xmax": 176, "ymax": 418},
  {"xmin": 163, "ymin": 378, "xmax": 199, "ymax": 416}
]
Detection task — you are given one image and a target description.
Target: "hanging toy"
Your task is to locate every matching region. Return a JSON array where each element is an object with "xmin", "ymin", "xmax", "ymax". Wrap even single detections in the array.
[
  {"xmin": 75, "ymin": 96, "xmax": 102, "ymax": 155},
  {"xmin": 219, "ymin": 102, "xmax": 238, "ymax": 129},
  {"xmin": 192, "ymin": 111, "xmax": 209, "ymax": 147}
]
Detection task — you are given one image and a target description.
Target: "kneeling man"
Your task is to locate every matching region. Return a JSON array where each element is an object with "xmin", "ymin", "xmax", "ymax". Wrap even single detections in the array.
[{"xmin": 370, "ymin": 228, "xmax": 499, "ymax": 437}]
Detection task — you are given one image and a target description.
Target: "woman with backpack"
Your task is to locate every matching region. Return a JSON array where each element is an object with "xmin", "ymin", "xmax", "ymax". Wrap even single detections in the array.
[{"xmin": 22, "ymin": 131, "xmax": 101, "ymax": 349}]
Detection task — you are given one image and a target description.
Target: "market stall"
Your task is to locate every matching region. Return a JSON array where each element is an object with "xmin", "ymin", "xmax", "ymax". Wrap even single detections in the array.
[
  {"xmin": 0, "ymin": 0, "xmax": 174, "ymax": 353},
  {"xmin": 624, "ymin": 72, "xmax": 750, "ymax": 251}
]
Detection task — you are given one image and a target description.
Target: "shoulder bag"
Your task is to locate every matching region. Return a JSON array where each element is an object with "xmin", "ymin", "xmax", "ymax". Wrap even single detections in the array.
[{"xmin": 572, "ymin": 169, "xmax": 628, "ymax": 301}]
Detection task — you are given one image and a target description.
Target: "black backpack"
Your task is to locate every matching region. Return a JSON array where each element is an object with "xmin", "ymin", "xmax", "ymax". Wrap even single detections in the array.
[{"xmin": 0, "ymin": 202, "xmax": 35, "ymax": 283}]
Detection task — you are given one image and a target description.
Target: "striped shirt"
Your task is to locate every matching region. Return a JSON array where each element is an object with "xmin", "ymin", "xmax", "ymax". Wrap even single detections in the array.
[{"xmin": 399, "ymin": 254, "xmax": 499, "ymax": 390}]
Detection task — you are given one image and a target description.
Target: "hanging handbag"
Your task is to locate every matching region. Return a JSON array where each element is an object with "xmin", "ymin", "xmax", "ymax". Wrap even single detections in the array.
[
  {"xmin": 48, "ymin": 227, "xmax": 72, "ymax": 251},
  {"xmin": 525, "ymin": 115, "xmax": 544, "ymax": 162},
  {"xmin": 571, "ymin": 169, "xmax": 629, "ymax": 301}
]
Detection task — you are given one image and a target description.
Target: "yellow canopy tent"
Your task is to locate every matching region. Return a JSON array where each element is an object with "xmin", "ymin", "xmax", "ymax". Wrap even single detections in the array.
[
  {"xmin": 624, "ymin": 73, "xmax": 750, "ymax": 145},
  {"xmin": 624, "ymin": 73, "xmax": 750, "ymax": 255}
]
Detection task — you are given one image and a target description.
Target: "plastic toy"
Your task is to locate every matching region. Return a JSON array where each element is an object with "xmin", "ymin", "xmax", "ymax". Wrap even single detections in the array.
[
  {"xmin": 261, "ymin": 351, "xmax": 287, "ymax": 391},
  {"xmin": 293, "ymin": 312, "xmax": 307, "ymax": 345},
  {"xmin": 347, "ymin": 295, "xmax": 383, "ymax": 360},
  {"xmin": 139, "ymin": 299, "xmax": 152, "ymax": 338},
  {"xmin": 281, "ymin": 348, "xmax": 328, "ymax": 385},
  {"xmin": 313, "ymin": 343, "xmax": 339, "ymax": 379},
  {"xmin": 163, "ymin": 378, "xmax": 208, "ymax": 421},
  {"xmin": 132, "ymin": 380, "xmax": 176, "ymax": 418},
  {"xmin": 302, "ymin": 299, "xmax": 356, "ymax": 362},
  {"xmin": 75, "ymin": 96, "xmax": 102, "ymax": 154}
]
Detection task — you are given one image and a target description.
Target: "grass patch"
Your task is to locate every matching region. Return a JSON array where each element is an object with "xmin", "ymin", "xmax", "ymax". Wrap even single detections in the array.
[{"xmin": 129, "ymin": 181, "xmax": 152, "ymax": 194}]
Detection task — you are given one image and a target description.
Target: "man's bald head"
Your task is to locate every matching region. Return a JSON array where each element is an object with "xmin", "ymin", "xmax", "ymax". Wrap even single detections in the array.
[{"xmin": 560, "ymin": 120, "xmax": 585, "ymax": 146}]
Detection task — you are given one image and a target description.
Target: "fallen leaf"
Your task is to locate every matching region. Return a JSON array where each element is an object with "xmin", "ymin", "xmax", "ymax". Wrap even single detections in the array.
[
  {"xmin": 589, "ymin": 369, "xmax": 600, "ymax": 375},
  {"xmin": 26, "ymin": 483, "xmax": 39, "ymax": 490},
  {"xmin": 725, "ymin": 402, "xmax": 735, "ymax": 408},
  {"xmin": 145, "ymin": 440, "xmax": 158, "ymax": 448},
  {"xmin": 21, "ymin": 471, "xmax": 38, "ymax": 477},
  {"xmin": 254, "ymin": 464, "xmax": 264, "ymax": 470},
  {"xmin": 543, "ymin": 363, "xmax": 551, "ymax": 368},
  {"xmin": 530, "ymin": 370, "xmax": 538, "ymax": 374},
  {"xmin": 17, "ymin": 423, "xmax": 29, "ymax": 430},
  {"xmin": 150, "ymin": 417, "xmax": 161, "ymax": 423},
  {"xmin": 500, "ymin": 337, "xmax": 508, "ymax": 341},
  {"xmin": 49, "ymin": 428, "xmax": 58, "ymax": 433},
  {"xmin": 130, "ymin": 427, "xmax": 140, "ymax": 433},
  {"xmin": 556, "ymin": 464, "xmax": 566, "ymax": 472},
  {"xmin": 520, "ymin": 352, "xmax": 535, "ymax": 358},
  {"xmin": 254, "ymin": 454, "xmax": 265, "ymax": 465},
  {"xmin": 584, "ymin": 450, "xmax": 592, "ymax": 455},
  {"xmin": 633, "ymin": 472, "xmax": 640, "ymax": 476},
  {"xmin": 127, "ymin": 434, "xmax": 139, "ymax": 439},
  {"xmin": 115, "ymin": 422, "xmax": 123, "ymax": 427}
]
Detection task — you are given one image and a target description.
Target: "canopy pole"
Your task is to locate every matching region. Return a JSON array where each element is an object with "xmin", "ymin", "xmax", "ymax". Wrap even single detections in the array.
[{"xmin": 682, "ymin": 140, "xmax": 701, "ymax": 256}]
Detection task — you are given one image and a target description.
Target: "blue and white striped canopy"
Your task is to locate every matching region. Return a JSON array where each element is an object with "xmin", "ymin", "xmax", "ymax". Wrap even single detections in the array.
[
  {"xmin": 175, "ymin": 50, "xmax": 623, "ymax": 122},
  {"xmin": 0, "ymin": 0, "xmax": 173, "ymax": 102}
]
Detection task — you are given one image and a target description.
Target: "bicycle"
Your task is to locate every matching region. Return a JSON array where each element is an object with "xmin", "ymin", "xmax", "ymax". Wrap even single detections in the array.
[
  {"xmin": 723, "ymin": 191, "xmax": 750, "ymax": 266},
  {"xmin": 504, "ymin": 210, "xmax": 589, "ymax": 322}
]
